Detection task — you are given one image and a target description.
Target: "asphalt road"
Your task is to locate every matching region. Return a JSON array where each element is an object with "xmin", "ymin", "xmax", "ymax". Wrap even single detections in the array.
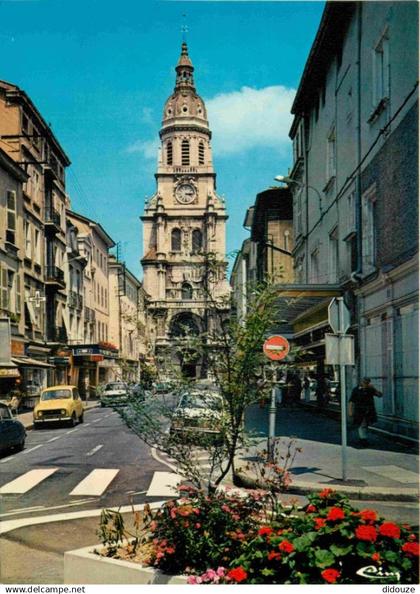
[{"xmin": 0, "ymin": 404, "xmax": 173, "ymax": 520}]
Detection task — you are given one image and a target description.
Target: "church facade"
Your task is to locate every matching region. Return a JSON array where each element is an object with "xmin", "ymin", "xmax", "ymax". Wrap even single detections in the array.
[{"xmin": 141, "ymin": 42, "xmax": 230, "ymax": 378}]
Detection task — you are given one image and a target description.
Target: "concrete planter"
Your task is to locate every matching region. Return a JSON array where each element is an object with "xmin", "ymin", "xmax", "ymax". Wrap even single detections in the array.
[{"xmin": 64, "ymin": 544, "xmax": 188, "ymax": 585}]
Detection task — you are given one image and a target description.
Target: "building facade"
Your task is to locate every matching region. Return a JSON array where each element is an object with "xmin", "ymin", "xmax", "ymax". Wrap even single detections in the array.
[
  {"xmin": 141, "ymin": 42, "xmax": 230, "ymax": 378},
  {"xmin": 0, "ymin": 79, "xmax": 72, "ymax": 398},
  {"xmin": 287, "ymin": 2, "xmax": 418, "ymax": 438},
  {"xmin": 109, "ymin": 256, "xmax": 147, "ymax": 381},
  {"xmin": 66, "ymin": 210, "xmax": 117, "ymax": 395}
]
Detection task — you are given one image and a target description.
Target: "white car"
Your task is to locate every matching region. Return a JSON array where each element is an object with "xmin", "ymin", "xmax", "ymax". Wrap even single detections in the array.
[
  {"xmin": 100, "ymin": 382, "xmax": 129, "ymax": 407},
  {"xmin": 170, "ymin": 391, "xmax": 224, "ymax": 438}
]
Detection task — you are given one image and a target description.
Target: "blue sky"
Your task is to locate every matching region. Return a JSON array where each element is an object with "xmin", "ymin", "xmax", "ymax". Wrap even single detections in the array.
[{"xmin": 0, "ymin": 0, "xmax": 325, "ymax": 277}]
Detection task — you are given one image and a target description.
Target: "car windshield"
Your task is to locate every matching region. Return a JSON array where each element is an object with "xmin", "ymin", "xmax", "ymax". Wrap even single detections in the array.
[
  {"xmin": 41, "ymin": 389, "xmax": 71, "ymax": 401},
  {"xmin": 180, "ymin": 393, "xmax": 222, "ymax": 411},
  {"xmin": 105, "ymin": 383, "xmax": 125, "ymax": 390},
  {"xmin": 0, "ymin": 406, "xmax": 12, "ymax": 420}
]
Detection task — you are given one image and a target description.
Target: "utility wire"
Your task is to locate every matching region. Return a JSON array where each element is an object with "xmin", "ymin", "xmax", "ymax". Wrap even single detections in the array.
[{"xmin": 303, "ymin": 81, "xmax": 419, "ymax": 241}]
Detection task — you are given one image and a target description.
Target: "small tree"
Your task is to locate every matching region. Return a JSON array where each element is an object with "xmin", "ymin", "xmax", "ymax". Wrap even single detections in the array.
[{"xmin": 117, "ymin": 252, "xmax": 302, "ymax": 493}]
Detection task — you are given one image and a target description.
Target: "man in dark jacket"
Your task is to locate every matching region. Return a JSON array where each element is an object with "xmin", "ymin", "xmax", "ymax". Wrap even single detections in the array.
[{"xmin": 349, "ymin": 377, "xmax": 382, "ymax": 447}]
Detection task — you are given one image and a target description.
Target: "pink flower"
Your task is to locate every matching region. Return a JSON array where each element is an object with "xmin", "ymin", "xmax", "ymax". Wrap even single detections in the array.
[
  {"xmin": 187, "ymin": 576, "xmax": 197, "ymax": 584},
  {"xmin": 216, "ymin": 567, "xmax": 226, "ymax": 577}
]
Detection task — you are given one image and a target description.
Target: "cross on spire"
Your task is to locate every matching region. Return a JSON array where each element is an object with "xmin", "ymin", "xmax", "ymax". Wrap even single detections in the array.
[{"xmin": 181, "ymin": 13, "xmax": 188, "ymax": 42}]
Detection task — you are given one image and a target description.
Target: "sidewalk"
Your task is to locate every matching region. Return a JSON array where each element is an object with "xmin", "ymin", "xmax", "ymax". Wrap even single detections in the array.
[
  {"xmin": 234, "ymin": 403, "xmax": 419, "ymax": 502},
  {"xmin": 12, "ymin": 399, "xmax": 99, "ymax": 431}
]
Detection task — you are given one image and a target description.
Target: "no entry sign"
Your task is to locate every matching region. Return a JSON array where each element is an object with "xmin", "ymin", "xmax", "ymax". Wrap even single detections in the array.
[{"xmin": 263, "ymin": 335, "xmax": 290, "ymax": 361}]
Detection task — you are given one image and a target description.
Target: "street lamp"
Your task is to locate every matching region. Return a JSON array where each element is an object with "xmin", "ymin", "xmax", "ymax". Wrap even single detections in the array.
[{"xmin": 274, "ymin": 175, "xmax": 323, "ymax": 215}]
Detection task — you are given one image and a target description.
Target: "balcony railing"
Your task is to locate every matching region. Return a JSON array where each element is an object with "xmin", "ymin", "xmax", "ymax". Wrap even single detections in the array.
[
  {"xmin": 84, "ymin": 306, "xmax": 96, "ymax": 323},
  {"xmin": 44, "ymin": 207, "xmax": 61, "ymax": 231},
  {"xmin": 45, "ymin": 266, "xmax": 65, "ymax": 287}
]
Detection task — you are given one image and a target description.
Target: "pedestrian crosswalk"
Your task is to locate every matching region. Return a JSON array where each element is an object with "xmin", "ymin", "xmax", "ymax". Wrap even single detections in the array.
[{"xmin": 0, "ymin": 468, "xmax": 59, "ymax": 495}]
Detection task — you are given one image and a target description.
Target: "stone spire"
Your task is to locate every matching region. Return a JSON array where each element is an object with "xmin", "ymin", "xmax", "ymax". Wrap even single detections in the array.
[{"xmin": 175, "ymin": 41, "xmax": 195, "ymax": 91}]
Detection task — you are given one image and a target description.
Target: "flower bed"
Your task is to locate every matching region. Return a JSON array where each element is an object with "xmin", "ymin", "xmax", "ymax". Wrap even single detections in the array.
[{"xmin": 96, "ymin": 487, "xmax": 419, "ymax": 585}]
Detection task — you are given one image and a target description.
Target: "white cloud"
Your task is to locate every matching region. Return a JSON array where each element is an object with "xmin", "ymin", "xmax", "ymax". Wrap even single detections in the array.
[
  {"xmin": 126, "ymin": 138, "xmax": 159, "ymax": 160},
  {"xmin": 205, "ymin": 85, "xmax": 295, "ymax": 156},
  {"xmin": 126, "ymin": 85, "xmax": 295, "ymax": 160}
]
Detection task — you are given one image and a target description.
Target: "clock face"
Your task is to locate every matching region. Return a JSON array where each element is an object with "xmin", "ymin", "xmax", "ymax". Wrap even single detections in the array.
[{"xmin": 176, "ymin": 183, "xmax": 196, "ymax": 204}]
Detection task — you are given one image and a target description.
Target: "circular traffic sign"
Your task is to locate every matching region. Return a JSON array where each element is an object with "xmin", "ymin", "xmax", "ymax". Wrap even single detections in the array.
[{"xmin": 263, "ymin": 335, "xmax": 290, "ymax": 361}]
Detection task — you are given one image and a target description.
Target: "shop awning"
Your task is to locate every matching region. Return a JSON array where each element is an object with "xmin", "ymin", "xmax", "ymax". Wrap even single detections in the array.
[
  {"xmin": 12, "ymin": 357, "xmax": 54, "ymax": 368},
  {"xmin": 0, "ymin": 364, "xmax": 20, "ymax": 378},
  {"xmin": 270, "ymin": 283, "xmax": 343, "ymax": 336}
]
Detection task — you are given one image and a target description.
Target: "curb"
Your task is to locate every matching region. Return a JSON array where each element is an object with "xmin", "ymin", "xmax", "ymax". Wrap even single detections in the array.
[{"xmin": 233, "ymin": 471, "xmax": 419, "ymax": 503}]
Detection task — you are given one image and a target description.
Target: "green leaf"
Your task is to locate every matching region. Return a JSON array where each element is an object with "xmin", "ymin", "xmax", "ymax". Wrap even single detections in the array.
[
  {"xmin": 261, "ymin": 568, "xmax": 275, "ymax": 577},
  {"xmin": 314, "ymin": 549, "xmax": 335, "ymax": 568},
  {"xmin": 330, "ymin": 544, "xmax": 353, "ymax": 557},
  {"xmin": 356, "ymin": 542, "xmax": 373, "ymax": 558},
  {"xmin": 382, "ymin": 550, "xmax": 399, "ymax": 563},
  {"xmin": 292, "ymin": 532, "xmax": 318, "ymax": 552},
  {"xmin": 401, "ymin": 557, "xmax": 412, "ymax": 570}
]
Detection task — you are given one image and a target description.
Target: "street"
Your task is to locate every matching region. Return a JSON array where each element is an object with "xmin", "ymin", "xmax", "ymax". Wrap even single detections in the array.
[{"xmin": 0, "ymin": 404, "xmax": 177, "ymax": 520}]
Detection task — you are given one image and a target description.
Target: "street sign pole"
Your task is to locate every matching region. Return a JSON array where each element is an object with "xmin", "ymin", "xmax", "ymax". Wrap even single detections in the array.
[
  {"xmin": 338, "ymin": 297, "xmax": 348, "ymax": 482},
  {"xmin": 268, "ymin": 370, "xmax": 277, "ymax": 462},
  {"xmin": 263, "ymin": 335, "xmax": 290, "ymax": 462}
]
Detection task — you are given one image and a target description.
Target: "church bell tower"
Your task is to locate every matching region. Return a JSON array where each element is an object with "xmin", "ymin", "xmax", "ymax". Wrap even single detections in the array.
[{"xmin": 141, "ymin": 41, "xmax": 229, "ymax": 378}]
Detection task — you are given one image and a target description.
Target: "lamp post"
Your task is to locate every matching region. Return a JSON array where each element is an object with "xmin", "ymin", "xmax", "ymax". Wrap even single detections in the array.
[{"xmin": 274, "ymin": 175, "xmax": 323, "ymax": 216}]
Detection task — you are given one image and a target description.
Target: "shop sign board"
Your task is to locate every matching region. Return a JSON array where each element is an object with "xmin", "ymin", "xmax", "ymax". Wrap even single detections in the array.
[
  {"xmin": 263, "ymin": 335, "xmax": 290, "ymax": 361},
  {"xmin": 11, "ymin": 340, "xmax": 25, "ymax": 357}
]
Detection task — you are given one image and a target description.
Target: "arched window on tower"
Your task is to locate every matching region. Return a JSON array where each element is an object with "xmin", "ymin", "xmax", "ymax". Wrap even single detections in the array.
[
  {"xmin": 198, "ymin": 141, "xmax": 205, "ymax": 165},
  {"xmin": 192, "ymin": 229, "xmax": 202, "ymax": 254},
  {"xmin": 171, "ymin": 228, "xmax": 181, "ymax": 252},
  {"xmin": 181, "ymin": 139, "xmax": 190, "ymax": 165},
  {"xmin": 166, "ymin": 141, "xmax": 173, "ymax": 165},
  {"xmin": 182, "ymin": 282, "xmax": 193, "ymax": 300}
]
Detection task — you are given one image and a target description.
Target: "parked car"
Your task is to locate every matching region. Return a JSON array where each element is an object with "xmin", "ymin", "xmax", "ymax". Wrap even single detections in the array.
[
  {"xmin": 0, "ymin": 403, "xmax": 26, "ymax": 454},
  {"xmin": 100, "ymin": 382, "xmax": 129, "ymax": 407},
  {"xmin": 33, "ymin": 385, "xmax": 84, "ymax": 428},
  {"xmin": 170, "ymin": 390, "xmax": 225, "ymax": 440}
]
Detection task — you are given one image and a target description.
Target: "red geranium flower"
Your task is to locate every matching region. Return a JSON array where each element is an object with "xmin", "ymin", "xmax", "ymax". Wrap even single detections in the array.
[
  {"xmin": 321, "ymin": 568, "xmax": 341, "ymax": 583},
  {"xmin": 402, "ymin": 542, "xmax": 420, "ymax": 557},
  {"xmin": 326, "ymin": 507, "xmax": 345, "ymax": 521},
  {"xmin": 306, "ymin": 504, "xmax": 317, "ymax": 513},
  {"xmin": 258, "ymin": 526, "xmax": 273, "ymax": 537},
  {"xmin": 267, "ymin": 550, "xmax": 281, "ymax": 561},
  {"xmin": 227, "ymin": 567, "xmax": 248, "ymax": 583},
  {"xmin": 314, "ymin": 518, "xmax": 326, "ymax": 530},
  {"xmin": 355, "ymin": 525, "xmax": 377, "ymax": 542},
  {"xmin": 166, "ymin": 547, "xmax": 175, "ymax": 554},
  {"xmin": 359, "ymin": 509, "xmax": 378, "ymax": 522},
  {"xmin": 378, "ymin": 522, "xmax": 401, "ymax": 539},
  {"xmin": 371, "ymin": 552, "xmax": 381, "ymax": 563},
  {"xmin": 278, "ymin": 540, "xmax": 294, "ymax": 553},
  {"xmin": 319, "ymin": 488, "xmax": 334, "ymax": 499}
]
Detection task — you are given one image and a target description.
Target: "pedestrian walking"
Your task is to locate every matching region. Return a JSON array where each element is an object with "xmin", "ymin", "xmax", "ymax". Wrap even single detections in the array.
[
  {"xmin": 315, "ymin": 376, "xmax": 328, "ymax": 408},
  {"xmin": 349, "ymin": 377, "xmax": 382, "ymax": 447}
]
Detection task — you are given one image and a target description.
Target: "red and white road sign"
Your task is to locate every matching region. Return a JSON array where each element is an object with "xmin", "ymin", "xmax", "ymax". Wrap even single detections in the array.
[{"xmin": 263, "ymin": 335, "xmax": 290, "ymax": 361}]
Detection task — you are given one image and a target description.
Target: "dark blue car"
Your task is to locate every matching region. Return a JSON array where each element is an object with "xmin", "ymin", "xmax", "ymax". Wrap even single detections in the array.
[{"xmin": 0, "ymin": 403, "xmax": 26, "ymax": 454}]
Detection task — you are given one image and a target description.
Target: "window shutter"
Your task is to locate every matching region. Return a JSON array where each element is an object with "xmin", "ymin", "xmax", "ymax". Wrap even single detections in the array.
[
  {"xmin": 0, "ymin": 266, "xmax": 9, "ymax": 310},
  {"xmin": 7, "ymin": 191, "xmax": 16, "ymax": 231},
  {"xmin": 16, "ymin": 274, "xmax": 21, "ymax": 314}
]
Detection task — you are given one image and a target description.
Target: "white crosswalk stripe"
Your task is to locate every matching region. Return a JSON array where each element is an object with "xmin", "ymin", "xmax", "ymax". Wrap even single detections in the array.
[
  {"xmin": 69, "ymin": 469, "xmax": 119, "ymax": 496},
  {"xmin": 0, "ymin": 468, "xmax": 59, "ymax": 494}
]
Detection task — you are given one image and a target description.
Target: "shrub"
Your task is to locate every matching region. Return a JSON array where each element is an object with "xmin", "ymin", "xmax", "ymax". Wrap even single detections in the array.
[
  {"xmin": 227, "ymin": 490, "xmax": 419, "ymax": 584},
  {"xmin": 142, "ymin": 485, "xmax": 267, "ymax": 574}
]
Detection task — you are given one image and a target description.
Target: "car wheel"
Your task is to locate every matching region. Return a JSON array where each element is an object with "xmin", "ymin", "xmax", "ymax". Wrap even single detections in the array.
[
  {"xmin": 16, "ymin": 438, "xmax": 25, "ymax": 452},
  {"xmin": 69, "ymin": 413, "xmax": 77, "ymax": 427},
  {"xmin": 79, "ymin": 412, "xmax": 84, "ymax": 423},
  {"xmin": 33, "ymin": 423, "xmax": 40, "ymax": 430},
  {"xmin": 101, "ymin": 402, "xmax": 105, "ymax": 408}
]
